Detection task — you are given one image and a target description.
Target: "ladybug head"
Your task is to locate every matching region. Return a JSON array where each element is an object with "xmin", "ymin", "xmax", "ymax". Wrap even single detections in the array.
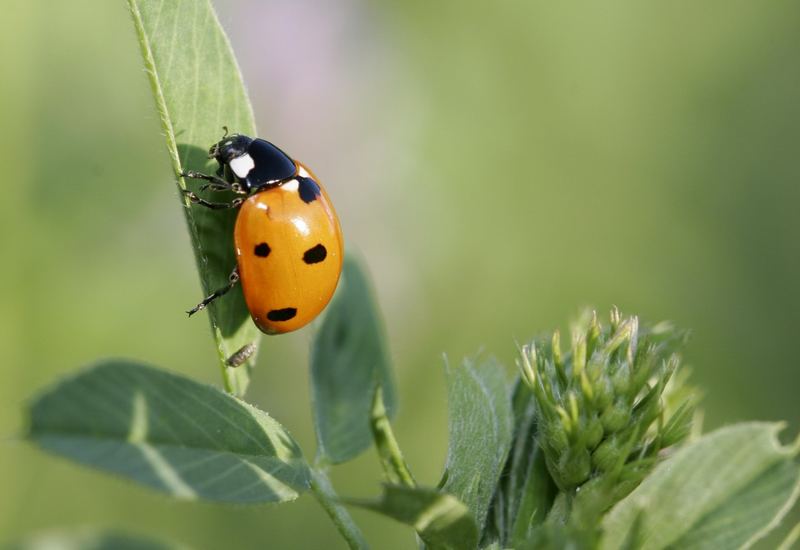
[{"xmin": 209, "ymin": 133, "xmax": 254, "ymax": 166}]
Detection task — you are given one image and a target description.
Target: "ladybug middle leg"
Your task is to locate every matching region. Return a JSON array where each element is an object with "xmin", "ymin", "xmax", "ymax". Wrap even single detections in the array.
[{"xmin": 187, "ymin": 267, "xmax": 240, "ymax": 316}]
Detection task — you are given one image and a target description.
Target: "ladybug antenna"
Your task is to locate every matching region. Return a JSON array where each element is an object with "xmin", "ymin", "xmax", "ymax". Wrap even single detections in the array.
[{"xmin": 221, "ymin": 126, "xmax": 230, "ymax": 139}]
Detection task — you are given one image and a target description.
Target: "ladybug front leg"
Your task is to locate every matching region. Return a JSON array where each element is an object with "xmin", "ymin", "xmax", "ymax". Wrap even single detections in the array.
[{"xmin": 187, "ymin": 267, "xmax": 240, "ymax": 316}]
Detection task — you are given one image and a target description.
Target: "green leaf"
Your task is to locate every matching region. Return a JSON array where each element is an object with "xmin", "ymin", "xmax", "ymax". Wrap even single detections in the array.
[
  {"xmin": 601, "ymin": 422, "xmax": 800, "ymax": 550},
  {"xmin": 441, "ymin": 356, "xmax": 513, "ymax": 533},
  {"xmin": 777, "ymin": 522, "xmax": 800, "ymax": 550},
  {"xmin": 26, "ymin": 360, "xmax": 310, "ymax": 503},
  {"xmin": 506, "ymin": 385, "xmax": 557, "ymax": 546},
  {"xmin": 484, "ymin": 378, "xmax": 556, "ymax": 547},
  {"xmin": 310, "ymin": 255, "xmax": 397, "ymax": 464},
  {"xmin": 3, "ymin": 530, "xmax": 186, "ymax": 550},
  {"xmin": 127, "ymin": 0, "xmax": 259, "ymax": 395},
  {"xmin": 348, "ymin": 484, "xmax": 479, "ymax": 550}
]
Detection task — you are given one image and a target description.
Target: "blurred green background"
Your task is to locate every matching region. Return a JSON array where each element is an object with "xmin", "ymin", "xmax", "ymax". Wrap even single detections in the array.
[{"xmin": 2, "ymin": 0, "xmax": 799, "ymax": 548}]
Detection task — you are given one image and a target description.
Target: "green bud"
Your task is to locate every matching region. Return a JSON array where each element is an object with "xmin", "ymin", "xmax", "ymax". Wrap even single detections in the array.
[
  {"xmin": 584, "ymin": 414, "xmax": 604, "ymax": 450},
  {"xmin": 592, "ymin": 436, "xmax": 622, "ymax": 473},
  {"xmin": 601, "ymin": 399, "xmax": 631, "ymax": 433},
  {"xmin": 579, "ymin": 370, "xmax": 594, "ymax": 406},
  {"xmin": 519, "ymin": 344, "xmax": 537, "ymax": 389},
  {"xmin": 520, "ymin": 309, "xmax": 696, "ymax": 503},
  {"xmin": 629, "ymin": 348, "xmax": 658, "ymax": 396},
  {"xmin": 611, "ymin": 361, "xmax": 631, "ymax": 396},
  {"xmin": 558, "ymin": 445, "xmax": 592, "ymax": 488},
  {"xmin": 592, "ymin": 372, "xmax": 614, "ymax": 411},
  {"xmin": 573, "ymin": 334, "xmax": 587, "ymax": 379},
  {"xmin": 587, "ymin": 310, "xmax": 601, "ymax": 358},
  {"xmin": 552, "ymin": 330, "xmax": 566, "ymax": 384},
  {"xmin": 543, "ymin": 418, "xmax": 569, "ymax": 454},
  {"xmin": 610, "ymin": 306, "xmax": 621, "ymax": 332},
  {"xmin": 586, "ymin": 353, "xmax": 606, "ymax": 382},
  {"xmin": 605, "ymin": 318, "xmax": 632, "ymax": 357}
]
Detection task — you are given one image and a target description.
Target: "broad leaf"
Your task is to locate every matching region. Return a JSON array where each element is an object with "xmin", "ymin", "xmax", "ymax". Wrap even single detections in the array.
[
  {"xmin": 127, "ymin": 0, "xmax": 259, "ymax": 395},
  {"xmin": 3, "ymin": 530, "xmax": 185, "ymax": 550},
  {"xmin": 601, "ymin": 422, "xmax": 800, "ymax": 550},
  {"xmin": 348, "ymin": 484, "xmax": 479, "ymax": 550},
  {"xmin": 27, "ymin": 360, "xmax": 310, "ymax": 503},
  {"xmin": 311, "ymin": 255, "xmax": 397, "ymax": 464},
  {"xmin": 441, "ymin": 356, "xmax": 513, "ymax": 532},
  {"xmin": 778, "ymin": 522, "xmax": 800, "ymax": 550}
]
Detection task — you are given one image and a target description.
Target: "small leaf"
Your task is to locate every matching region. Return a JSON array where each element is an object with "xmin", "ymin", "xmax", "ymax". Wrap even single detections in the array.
[
  {"xmin": 27, "ymin": 360, "xmax": 310, "ymax": 503},
  {"xmin": 601, "ymin": 422, "xmax": 800, "ymax": 550},
  {"xmin": 127, "ymin": 0, "xmax": 260, "ymax": 395},
  {"xmin": 3, "ymin": 529, "xmax": 186, "ymax": 550},
  {"xmin": 348, "ymin": 484, "xmax": 479, "ymax": 550},
  {"xmin": 311, "ymin": 255, "xmax": 397, "ymax": 464},
  {"xmin": 484, "ymin": 378, "xmax": 556, "ymax": 547},
  {"xmin": 441, "ymin": 356, "xmax": 513, "ymax": 532}
]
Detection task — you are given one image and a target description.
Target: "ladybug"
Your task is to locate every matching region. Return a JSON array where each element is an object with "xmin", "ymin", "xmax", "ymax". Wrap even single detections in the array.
[{"xmin": 181, "ymin": 130, "xmax": 343, "ymax": 334}]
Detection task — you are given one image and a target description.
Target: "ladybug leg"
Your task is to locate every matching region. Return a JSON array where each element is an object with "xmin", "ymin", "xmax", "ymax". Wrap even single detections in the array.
[
  {"xmin": 181, "ymin": 169, "xmax": 230, "ymax": 187},
  {"xmin": 181, "ymin": 190, "xmax": 244, "ymax": 210},
  {"xmin": 187, "ymin": 267, "xmax": 240, "ymax": 316},
  {"xmin": 181, "ymin": 170, "xmax": 247, "ymax": 195},
  {"xmin": 199, "ymin": 181, "xmax": 247, "ymax": 194}
]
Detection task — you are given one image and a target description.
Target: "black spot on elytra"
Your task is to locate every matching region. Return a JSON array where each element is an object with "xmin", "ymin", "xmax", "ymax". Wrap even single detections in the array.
[
  {"xmin": 303, "ymin": 244, "xmax": 327, "ymax": 264},
  {"xmin": 298, "ymin": 177, "xmax": 321, "ymax": 203},
  {"xmin": 254, "ymin": 242, "xmax": 271, "ymax": 257},
  {"xmin": 267, "ymin": 308, "xmax": 297, "ymax": 322}
]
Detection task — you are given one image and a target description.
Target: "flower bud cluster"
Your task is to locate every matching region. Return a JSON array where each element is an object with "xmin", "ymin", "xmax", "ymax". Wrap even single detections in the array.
[{"xmin": 519, "ymin": 309, "xmax": 694, "ymax": 494}]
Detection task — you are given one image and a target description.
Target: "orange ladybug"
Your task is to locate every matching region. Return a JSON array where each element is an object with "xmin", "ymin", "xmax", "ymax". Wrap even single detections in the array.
[{"xmin": 181, "ymin": 132, "xmax": 343, "ymax": 334}]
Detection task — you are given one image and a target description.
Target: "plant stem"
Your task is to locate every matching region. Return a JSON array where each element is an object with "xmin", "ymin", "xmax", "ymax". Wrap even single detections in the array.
[
  {"xmin": 371, "ymin": 386, "xmax": 415, "ymax": 487},
  {"xmin": 310, "ymin": 468, "xmax": 369, "ymax": 550}
]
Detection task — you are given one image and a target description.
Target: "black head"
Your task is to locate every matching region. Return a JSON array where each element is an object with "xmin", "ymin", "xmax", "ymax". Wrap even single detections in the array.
[{"xmin": 209, "ymin": 133, "xmax": 254, "ymax": 166}]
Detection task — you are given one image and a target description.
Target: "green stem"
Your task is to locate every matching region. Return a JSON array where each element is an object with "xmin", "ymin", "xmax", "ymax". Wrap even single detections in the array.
[
  {"xmin": 310, "ymin": 468, "xmax": 369, "ymax": 550},
  {"xmin": 371, "ymin": 386, "xmax": 415, "ymax": 487}
]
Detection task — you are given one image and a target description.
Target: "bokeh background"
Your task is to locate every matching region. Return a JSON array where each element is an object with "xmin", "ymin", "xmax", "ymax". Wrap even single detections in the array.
[{"xmin": 2, "ymin": 0, "xmax": 799, "ymax": 548}]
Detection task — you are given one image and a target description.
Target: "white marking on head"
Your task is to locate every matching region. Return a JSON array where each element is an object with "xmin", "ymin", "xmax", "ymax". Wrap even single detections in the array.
[
  {"xmin": 229, "ymin": 153, "xmax": 255, "ymax": 178},
  {"xmin": 282, "ymin": 179, "xmax": 299, "ymax": 192},
  {"xmin": 297, "ymin": 165, "xmax": 311, "ymax": 178}
]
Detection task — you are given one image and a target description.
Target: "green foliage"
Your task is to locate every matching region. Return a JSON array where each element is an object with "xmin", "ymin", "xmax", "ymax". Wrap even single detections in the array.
[
  {"xmin": 778, "ymin": 522, "xmax": 800, "ymax": 550},
  {"xmin": 519, "ymin": 309, "xmax": 694, "ymax": 508},
  {"xmin": 26, "ymin": 360, "xmax": 309, "ymax": 503},
  {"xmin": 127, "ymin": 0, "xmax": 258, "ymax": 395},
  {"xmin": 311, "ymin": 255, "xmax": 397, "ymax": 464},
  {"xmin": 601, "ymin": 423, "xmax": 800, "ymax": 550},
  {"xmin": 16, "ymin": 1, "xmax": 798, "ymax": 547},
  {"xmin": 348, "ymin": 484, "xmax": 479, "ymax": 550},
  {"xmin": 484, "ymin": 380, "xmax": 557, "ymax": 547},
  {"xmin": 441, "ymin": 356, "xmax": 514, "ymax": 533}
]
